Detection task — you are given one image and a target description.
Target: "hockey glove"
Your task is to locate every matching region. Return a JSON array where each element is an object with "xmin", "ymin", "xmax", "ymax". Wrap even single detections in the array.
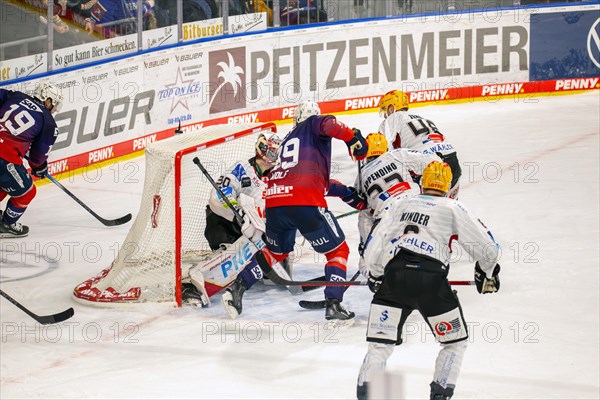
[
  {"xmin": 238, "ymin": 193, "xmax": 265, "ymax": 243},
  {"xmin": 346, "ymin": 128, "xmax": 368, "ymax": 161},
  {"xmin": 342, "ymin": 187, "xmax": 367, "ymax": 210},
  {"xmin": 31, "ymin": 161, "xmax": 48, "ymax": 179},
  {"xmin": 367, "ymin": 273, "xmax": 383, "ymax": 293},
  {"xmin": 474, "ymin": 262, "xmax": 501, "ymax": 294}
]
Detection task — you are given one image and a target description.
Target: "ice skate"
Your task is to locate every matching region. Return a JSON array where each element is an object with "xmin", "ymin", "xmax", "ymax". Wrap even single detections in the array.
[
  {"xmin": 0, "ymin": 221, "xmax": 29, "ymax": 238},
  {"xmin": 221, "ymin": 278, "xmax": 247, "ymax": 319},
  {"xmin": 325, "ymin": 299, "xmax": 355, "ymax": 328},
  {"xmin": 356, "ymin": 382, "xmax": 369, "ymax": 400},
  {"xmin": 430, "ymin": 382, "xmax": 454, "ymax": 400}
]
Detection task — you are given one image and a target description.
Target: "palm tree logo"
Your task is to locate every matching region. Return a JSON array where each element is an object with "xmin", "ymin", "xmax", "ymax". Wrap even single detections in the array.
[{"xmin": 209, "ymin": 52, "xmax": 244, "ymax": 112}]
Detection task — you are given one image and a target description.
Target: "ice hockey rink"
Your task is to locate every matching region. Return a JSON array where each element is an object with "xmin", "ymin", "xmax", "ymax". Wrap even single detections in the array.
[{"xmin": 1, "ymin": 91, "xmax": 599, "ymax": 399}]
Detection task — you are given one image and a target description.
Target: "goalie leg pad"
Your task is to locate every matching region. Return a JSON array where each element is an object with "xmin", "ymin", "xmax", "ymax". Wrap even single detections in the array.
[{"xmin": 188, "ymin": 268, "xmax": 211, "ymax": 307}]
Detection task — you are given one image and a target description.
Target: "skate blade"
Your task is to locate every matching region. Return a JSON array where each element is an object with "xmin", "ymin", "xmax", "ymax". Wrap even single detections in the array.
[
  {"xmin": 324, "ymin": 318, "xmax": 355, "ymax": 329},
  {"xmin": 0, "ymin": 232, "xmax": 28, "ymax": 239}
]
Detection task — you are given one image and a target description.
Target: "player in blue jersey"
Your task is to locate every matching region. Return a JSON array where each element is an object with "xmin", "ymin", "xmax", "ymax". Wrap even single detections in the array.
[
  {"xmin": 253, "ymin": 99, "xmax": 369, "ymax": 321},
  {"xmin": 0, "ymin": 83, "xmax": 63, "ymax": 238}
]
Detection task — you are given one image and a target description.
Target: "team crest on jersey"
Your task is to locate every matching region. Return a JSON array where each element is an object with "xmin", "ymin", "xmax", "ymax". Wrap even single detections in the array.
[{"xmin": 232, "ymin": 164, "xmax": 247, "ymax": 181}]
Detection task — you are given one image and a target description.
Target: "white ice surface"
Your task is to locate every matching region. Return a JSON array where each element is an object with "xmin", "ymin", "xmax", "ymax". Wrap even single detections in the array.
[{"xmin": 1, "ymin": 91, "xmax": 599, "ymax": 399}]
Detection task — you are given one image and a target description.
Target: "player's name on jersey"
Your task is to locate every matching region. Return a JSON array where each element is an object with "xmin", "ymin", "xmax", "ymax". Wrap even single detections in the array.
[
  {"xmin": 364, "ymin": 163, "xmax": 399, "ymax": 187},
  {"xmin": 400, "ymin": 212, "xmax": 431, "ymax": 226}
]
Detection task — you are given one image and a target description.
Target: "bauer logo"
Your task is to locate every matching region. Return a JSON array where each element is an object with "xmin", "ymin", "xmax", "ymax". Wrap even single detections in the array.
[{"xmin": 208, "ymin": 47, "xmax": 246, "ymax": 114}]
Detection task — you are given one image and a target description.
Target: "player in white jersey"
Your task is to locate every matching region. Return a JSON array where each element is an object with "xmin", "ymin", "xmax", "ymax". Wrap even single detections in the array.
[
  {"xmin": 377, "ymin": 90, "xmax": 462, "ymax": 199},
  {"xmin": 182, "ymin": 133, "xmax": 283, "ymax": 312},
  {"xmin": 356, "ymin": 161, "xmax": 501, "ymax": 400},
  {"xmin": 353, "ymin": 133, "xmax": 441, "ymax": 276},
  {"xmin": 204, "ymin": 132, "xmax": 281, "ymax": 249}
]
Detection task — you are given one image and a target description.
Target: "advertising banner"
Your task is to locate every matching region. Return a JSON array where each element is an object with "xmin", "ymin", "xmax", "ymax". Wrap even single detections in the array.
[
  {"xmin": 530, "ymin": 9, "xmax": 600, "ymax": 80},
  {"xmin": 1, "ymin": 4, "xmax": 598, "ymax": 177}
]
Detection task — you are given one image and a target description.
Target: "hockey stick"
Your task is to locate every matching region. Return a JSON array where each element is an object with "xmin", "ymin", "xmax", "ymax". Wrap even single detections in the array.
[
  {"xmin": 301, "ymin": 269, "xmax": 361, "ymax": 293},
  {"xmin": 0, "ymin": 289, "xmax": 74, "ymax": 325},
  {"xmin": 46, "ymin": 174, "xmax": 132, "ymax": 226},
  {"xmin": 192, "ymin": 157, "xmax": 303, "ymax": 294},
  {"xmin": 299, "ymin": 279, "xmax": 476, "ymax": 310},
  {"xmin": 336, "ymin": 209, "xmax": 360, "ymax": 219}
]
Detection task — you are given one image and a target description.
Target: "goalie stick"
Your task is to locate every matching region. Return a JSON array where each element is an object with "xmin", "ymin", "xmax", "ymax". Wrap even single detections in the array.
[
  {"xmin": 299, "ymin": 279, "xmax": 477, "ymax": 310},
  {"xmin": 46, "ymin": 174, "xmax": 132, "ymax": 226},
  {"xmin": 0, "ymin": 289, "xmax": 74, "ymax": 325}
]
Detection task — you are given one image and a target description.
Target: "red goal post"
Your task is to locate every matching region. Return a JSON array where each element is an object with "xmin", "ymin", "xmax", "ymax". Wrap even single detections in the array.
[{"xmin": 73, "ymin": 122, "xmax": 277, "ymax": 307}]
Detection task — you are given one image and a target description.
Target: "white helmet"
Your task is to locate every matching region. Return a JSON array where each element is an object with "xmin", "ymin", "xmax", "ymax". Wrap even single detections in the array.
[
  {"xmin": 256, "ymin": 133, "xmax": 282, "ymax": 164},
  {"xmin": 293, "ymin": 100, "xmax": 320, "ymax": 125},
  {"xmin": 33, "ymin": 82, "xmax": 63, "ymax": 113}
]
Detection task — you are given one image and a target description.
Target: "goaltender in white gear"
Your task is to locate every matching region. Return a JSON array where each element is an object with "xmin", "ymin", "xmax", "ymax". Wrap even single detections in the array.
[
  {"xmin": 185, "ymin": 133, "xmax": 295, "ymax": 316},
  {"xmin": 357, "ymin": 161, "xmax": 501, "ymax": 400}
]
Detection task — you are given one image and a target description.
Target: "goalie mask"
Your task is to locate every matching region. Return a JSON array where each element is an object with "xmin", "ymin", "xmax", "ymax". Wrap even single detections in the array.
[
  {"xmin": 294, "ymin": 100, "xmax": 321, "ymax": 125},
  {"xmin": 32, "ymin": 82, "xmax": 64, "ymax": 113},
  {"xmin": 378, "ymin": 90, "xmax": 409, "ymax": 119},
  {"xmin": 256, "ymin": 133, "xmax": 282, "ymax": 164}
]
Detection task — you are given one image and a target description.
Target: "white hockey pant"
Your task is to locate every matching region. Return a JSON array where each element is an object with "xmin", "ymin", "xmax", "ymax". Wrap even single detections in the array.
[
  {"xmin": 432, "ymin": 338, "xmax": 468, "ymax": 390},
  {"xmin": 357, "ymin": 342, "xmax": 394, "ymax": 387}
]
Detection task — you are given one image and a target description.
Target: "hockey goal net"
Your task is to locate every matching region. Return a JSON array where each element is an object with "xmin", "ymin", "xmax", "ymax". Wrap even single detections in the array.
[{"xmin": 73, "ymin": 122, "xmax": 277, "ymax": 307}]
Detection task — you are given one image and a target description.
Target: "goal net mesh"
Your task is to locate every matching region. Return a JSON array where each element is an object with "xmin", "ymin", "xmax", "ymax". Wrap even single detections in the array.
[{"xmin": 73, "ymin": 122, "xmax": 276, "ymax": 306}]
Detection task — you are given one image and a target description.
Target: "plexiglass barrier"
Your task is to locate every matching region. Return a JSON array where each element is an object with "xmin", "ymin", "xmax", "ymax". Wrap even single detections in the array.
[{"xmin": 0, "ymin": 0, "xmax": 593, "ymax": 82}]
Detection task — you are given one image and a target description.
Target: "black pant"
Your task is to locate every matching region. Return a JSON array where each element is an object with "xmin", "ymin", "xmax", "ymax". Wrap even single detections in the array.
[
  {"xmin": 204, "ymin": 206, "xmax": 242, "ymax": 251},
  {"xmin": 372, "ymin": 249, "xmax": 465, "ymax": 344}
]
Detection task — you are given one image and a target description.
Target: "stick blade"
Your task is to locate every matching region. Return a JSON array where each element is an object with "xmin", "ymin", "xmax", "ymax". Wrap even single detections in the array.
[
  {"xmin": 36, "ymin": 307, "xmax": 75, "ymax": 325},
  {"xmin": 100, "ymin": 213, "xmax": 132, "ymax": 226},
  {"xmin": 299, "ymin": 300, "xmax": 327, "ymax": 310}
]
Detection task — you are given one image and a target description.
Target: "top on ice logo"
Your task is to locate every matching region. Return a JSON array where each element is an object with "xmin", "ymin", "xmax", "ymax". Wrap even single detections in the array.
[
  {"xmin": 209, "ymin": 48, "xmax": 246, "ymax": 114},
  {"xmin": 157, "ymin": 67, "xmax": 201, "ymax": 113},
  {"xmin": 587, "ymin": 18, "xmax": 600, "ymax": 69}
]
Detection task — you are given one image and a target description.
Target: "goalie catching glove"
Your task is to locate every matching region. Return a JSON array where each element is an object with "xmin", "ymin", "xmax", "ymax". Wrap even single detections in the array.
[
  {"xmin": 346, "ymin": 128, "xmax": 368, "ymax": 161},
  {"xmin": 474, "ymin": 262, "xmax": 501, "ymax": 294},
  {"xmin": 238, "ymin": 193, "xmax": 265, "ymax": 243}
]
